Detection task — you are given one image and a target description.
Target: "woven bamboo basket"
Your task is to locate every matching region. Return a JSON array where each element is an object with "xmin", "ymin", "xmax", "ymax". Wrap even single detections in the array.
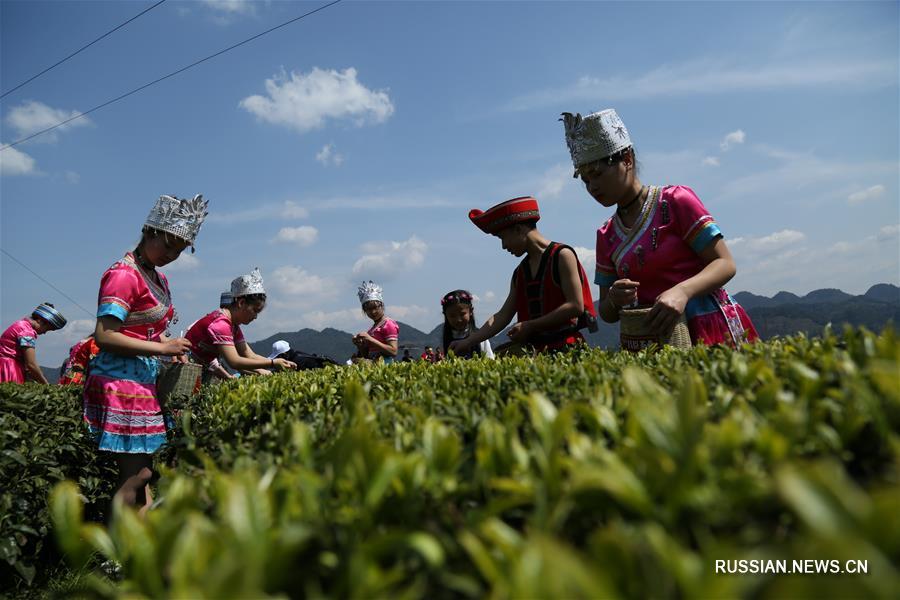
[
  {"xmin": 156, "ymin": 361, "xmax": 202, "ymax": 402},
  {"xmin": 619, "ymin": 307, "xmax": 692, "ymax": 352}
]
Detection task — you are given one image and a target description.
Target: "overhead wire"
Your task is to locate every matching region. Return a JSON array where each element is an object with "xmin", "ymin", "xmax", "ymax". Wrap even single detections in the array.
[
  {"xmin": 0, "ymin": 248, "xmax": 95, "ymax": 318},
  {"xmin": 0, "ymin": 0, "xmax": 168, "ymax": 100},
  {"xmin": 0, "ymin": 0, "xmax": 344, "ymax": 151}
]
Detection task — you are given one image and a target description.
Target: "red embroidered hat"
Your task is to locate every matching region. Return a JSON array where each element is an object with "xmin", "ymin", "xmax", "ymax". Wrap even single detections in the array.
[{"xmin": 468, "ymin": 196, "xmax": 540, "ymax": 235}]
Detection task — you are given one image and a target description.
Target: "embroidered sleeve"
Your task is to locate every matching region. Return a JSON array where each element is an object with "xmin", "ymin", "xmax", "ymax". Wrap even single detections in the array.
[
  {"xmin": 668, "ymin": 186, "xmax": 722, "ymax": 254},
  {"xmin": 17, "ymin": 335, "xmax": 36, "ymax": 348},
  {"xmin": 97, "ymin": 267, "xmax": 140, "ymax": 321},
  {"xmin": 207, "ymin": 316, "xmax": 236, "ymax": 346},
  {"xmin": 594, "ymin": 221, "xmax": 618, "ymax": 287}
]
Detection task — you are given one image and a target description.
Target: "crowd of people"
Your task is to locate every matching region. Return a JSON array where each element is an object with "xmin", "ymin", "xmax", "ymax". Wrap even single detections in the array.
[{"xmin": 0, "ymin": 108, "xmax": 758, "ymax": 508}]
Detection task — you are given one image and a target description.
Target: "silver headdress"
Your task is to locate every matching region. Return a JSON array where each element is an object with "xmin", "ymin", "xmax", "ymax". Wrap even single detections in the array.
[
  {"xmin": 144, "ymin": 194, "xmax": 209, "ymax": 245},
  {"xmin": 231, "ymin": 268, "xmax": 266, "ymax": 297},
  {"xmin": 560, "ymin": 109, "xmax": 632, "ymax": 175},
  {"xmin": 357, "ymin": 280, "xmax": 383, "ymax": 305}
]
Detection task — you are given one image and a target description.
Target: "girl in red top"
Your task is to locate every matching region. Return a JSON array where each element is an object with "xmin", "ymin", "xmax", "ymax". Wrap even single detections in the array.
[
  {"xmin": 352, "ymin": 281, "xmax": 399, "ymax": 362},
  {"xmin": 0, "ymin": 302, "xmax": 67, "ymax": 383}
]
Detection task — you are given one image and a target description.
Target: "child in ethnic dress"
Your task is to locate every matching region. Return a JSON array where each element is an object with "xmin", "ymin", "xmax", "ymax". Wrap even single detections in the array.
[
  {"xmin": 440, "ymin": 289, "xmax": 494, "ymax": 359},
  {"xmin": 352, "ymin": 281, "xmax": 399, "ymax": 363},
  {"xmin": 83, "ymin": 194, "xmax": 206, "ymax": 508},
  {"xmin": 560, "ymin": 109, "xmax": 758, "ymax": 346},
  {"xmin": 0, "ymin": 302, "xmax": 67, "ymax": 383}
]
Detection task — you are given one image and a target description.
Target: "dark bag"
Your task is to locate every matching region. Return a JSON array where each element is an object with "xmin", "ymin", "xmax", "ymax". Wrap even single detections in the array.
[{"xmin": 278, "ymin": 349, "xmax": 339, "ymax": 370}]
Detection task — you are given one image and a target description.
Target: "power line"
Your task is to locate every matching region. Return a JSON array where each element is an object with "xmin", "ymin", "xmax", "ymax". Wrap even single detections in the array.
[
  {"xmin": 0, "ymin": 0, "xmax": 344, "ymax": 151},
  {"xmin": 1, "ymin": 248, "xmax": 95, "ymax": 318},
  {"xmin": 0, "ymin": 0, "xmax": 168, "ymax": 100}
]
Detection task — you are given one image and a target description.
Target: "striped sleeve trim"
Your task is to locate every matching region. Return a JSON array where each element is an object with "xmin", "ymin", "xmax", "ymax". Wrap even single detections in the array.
[
  {"xmin": 17, "ymin": 336, "xmax": 36, "ymax": 348},
  {"xmin": 98, "ymin": 302, "xmax": 128, "ymax": 321},
  {"xmin": 684, "ymin": 217, "xmax": 722, "ymax": 253}
]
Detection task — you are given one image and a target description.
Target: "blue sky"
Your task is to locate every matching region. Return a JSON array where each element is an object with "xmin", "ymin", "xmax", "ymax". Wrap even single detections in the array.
[{"xmin": 1, "ymin": 0, "xmax": 898, "ymax": 366}]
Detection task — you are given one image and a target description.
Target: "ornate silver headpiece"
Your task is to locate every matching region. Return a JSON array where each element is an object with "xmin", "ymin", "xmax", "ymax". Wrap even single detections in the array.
[
  {"xmin": 561, "ymin": 109, "xmax": 632, "ymax": 175},
  {"xmin": 231, "ymin": 268, "xmax": 266, "ymax": 297},
  {"xmin": 357, "ymin": 280, "xmax": 383, "ymax": 305},
  {"xmin": 144, "ymin": 194, "xmax": 209, "ymax": 245}
]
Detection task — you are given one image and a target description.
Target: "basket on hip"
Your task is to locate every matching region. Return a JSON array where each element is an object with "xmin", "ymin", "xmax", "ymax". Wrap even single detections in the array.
[
  {"xmin": 619, "ymin": 306, "xmax": 692, "ymax": 352},
  {"xmin": 156, "ymin": 360, "xmax": 203, "ymax": 402}
]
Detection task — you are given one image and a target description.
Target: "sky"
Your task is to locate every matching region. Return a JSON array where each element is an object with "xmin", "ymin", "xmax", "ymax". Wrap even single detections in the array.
[{"xmin": 1, "ymin": 0, "xmax": 898, "ymax": 366}]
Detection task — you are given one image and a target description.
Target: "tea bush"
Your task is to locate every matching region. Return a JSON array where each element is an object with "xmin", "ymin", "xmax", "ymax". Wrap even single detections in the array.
[{"xmin": 5, "ymin": 327, "xmax": 899, "ymax": 597}]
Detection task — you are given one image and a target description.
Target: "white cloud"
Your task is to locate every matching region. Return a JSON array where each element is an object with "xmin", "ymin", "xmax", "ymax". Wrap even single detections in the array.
[
  {"xmin": 201, "ymin": 0, "xmax": 256, "ymax": 15},
  {"xmin": 848, "ymin": 184, "xmax": 886, "ymax": 205},
  {"xmin": 64, "ymin": 170, "xmax": 80, "ymax": 184},
  {"xmin": 209, "ymin": 200, "xmax": 309, "ymax": 224},
  {"xmin": 720, "ymin": 129, "xmax": 746, "ymax": 151},
  {"xmin": 56, "ymin": 318, "xmax": 96, "ymax": 346},
  {"xmin": 505, "ymin": 58, "xmax": 897, "ymax": 111},
  {"xmin": 484, "ymin": 290, "xmax": 496, "ymax": 301},
  {"xmin": 5, "ymin": 100, "xmax": 91, "ymax": 141},
  {"xmin": 572, "ymin": 245, "xmax": 595, "ymax": 271},
  {"xmin": 269, "ymin": 265, "xmax": 337, "ymax": 298},
  {"xmin": 163, "ymin": 253, "xmax": 201, "ymax": 272},
  {"xmin": 878, "ymin": 224, "xmax": 900, "ymax": 241},
  {"xmin": 0, "ymin": 145, "xmax": 37, "ymax": 176},
  {"xmin": 352, "ymin": 236, "xmax": 427, "ymax": 279},
  {"xmin": 239, "ymin": 67, "xmax": 394, "ymax": 133},
  {"xmin": 273, "ymin": 225, "xmax": 319, "ymax": 247},
  {"xmin": 315, "ymin": 143, "xmax": 344, "ymax": 167},
  {"xmin": 536, "ymin": 163, "xmax": 573, "ymax": 199},
  {"xmin": 701, "ymin": 156, "xmax": 720, "ymax": 167},
  {"xmin": 729, "ymin": 229, "xmax": 806, "ymax": 255}
]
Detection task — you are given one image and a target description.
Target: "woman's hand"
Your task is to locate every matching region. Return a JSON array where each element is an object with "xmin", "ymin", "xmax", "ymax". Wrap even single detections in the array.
[
  {"xmin": 608, "ymin": 279, "xmax": 640, "ymax": 308},
  {"xmin": 646, "ymin": 286, "xmax": 689, "ymax": 335},
  {"xmin": 159, "ymin": 337, "xmax": 191, "ymax": 357},
  {"xmin": 507, "ymin": 321, "xmax": 532, "ymax": 343},
  {"xmin": 273, "ymin": 358, "xmax": 297, "ymax": 370},
  {"xmin": 448, "ymin": 338, "xmax": 471, "ymax": 355}
]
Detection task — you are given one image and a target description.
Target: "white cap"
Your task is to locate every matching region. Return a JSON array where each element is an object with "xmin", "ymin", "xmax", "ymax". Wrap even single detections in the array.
[{"xmin": 267, "ymin": 339, "xmax": 290, "ymax": 360}]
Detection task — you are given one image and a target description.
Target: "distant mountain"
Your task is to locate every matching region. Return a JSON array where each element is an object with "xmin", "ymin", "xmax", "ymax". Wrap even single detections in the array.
[
  {"xmin": 245, "ymin": 285, "xmax": 898, "ymax": 356},
  {"xmin": 41, "ymin": 285, "xmax": 899, "ymax": 376},
  {"xmin": 864, "ymin": 283, "xmax": 900, "ymax": 303},
  {"xmin": 249, "ymin": 321, "xmax": 447, "ymax": 362}
]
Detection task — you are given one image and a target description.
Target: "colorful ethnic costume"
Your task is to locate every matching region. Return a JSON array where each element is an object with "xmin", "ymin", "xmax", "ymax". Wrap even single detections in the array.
[
  {"xmin": 83, "ymin": 252, "xmax": 175, "ymax": 453},
  {"xmin": 357, "ymin": 280, "xmax": 399, "ymax": 362},
  {"xmin": 83, "ymin": 194, "xmax": 208, "ymax": 454},
  {"xmin": 364, "ymin": 318, "xmax": 400, "ymax": 360},
  {"xmin": 469, "ymin": 197, "xmax": 597, "ymax": 353},
  {"xmin": 0, "ymin": 320, "xmax": 37, "ymax": 383},
  {"xmin": 561, "ymin": 108, "xmax": 757, "ymax": 348},
  {"xmin": 0, "ymin": 304, "xmax": 67, "ymax": 383},
  {"xmin": 59, "ymin": 337, "xmax": 100, "ymax": 385},
  {"xmin": 594, "ymin": 185, "xmax": 758, "ymax": 346},
  {"xmin": 185, "ymin": 309, "xmax": 245, "ymax": 366}
]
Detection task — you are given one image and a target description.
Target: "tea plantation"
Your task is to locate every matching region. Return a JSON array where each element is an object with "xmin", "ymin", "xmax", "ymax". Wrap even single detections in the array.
[{"xmin": 2, "ymin": 327, "xmax": 898, "ymax": 598}]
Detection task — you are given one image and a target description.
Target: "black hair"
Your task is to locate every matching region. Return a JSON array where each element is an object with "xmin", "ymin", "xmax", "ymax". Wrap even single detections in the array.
[
  {"xmin": 230, "ymin": 293, "xmax": 267, "ymax": 308},
  {"xmin": 441, "ymin": 290, "xmax": 480, "ymax": 356},
  {"xmin": 580, "ymin": 147, "xmax": 641, "ymax": 180}
]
